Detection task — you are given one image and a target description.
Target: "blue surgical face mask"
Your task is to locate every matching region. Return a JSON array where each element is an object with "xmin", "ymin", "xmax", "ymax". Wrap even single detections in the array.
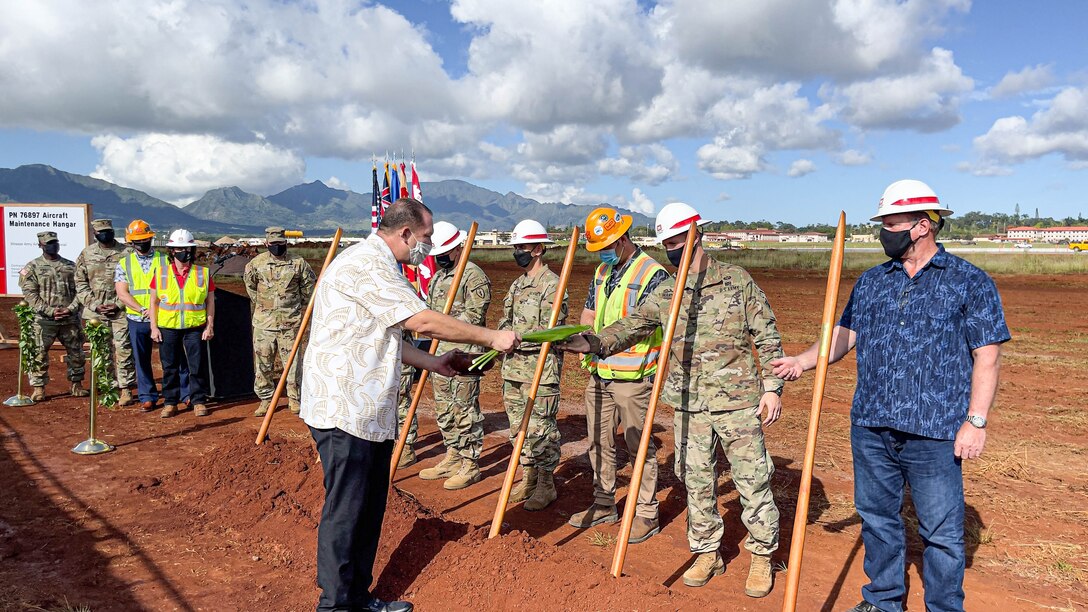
[{"xmin": 598, "ymin": 249, "xmax": 619, "ymax": 266}]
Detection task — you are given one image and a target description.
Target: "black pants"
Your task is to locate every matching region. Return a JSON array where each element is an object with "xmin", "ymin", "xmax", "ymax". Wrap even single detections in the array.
[
  {"xmin": 160, "ymin": 326, "xmax": 208, "ymax": 405},
  {"xmin": 310, "ymin": 426, "xmax": 393, "ymax": 612}
]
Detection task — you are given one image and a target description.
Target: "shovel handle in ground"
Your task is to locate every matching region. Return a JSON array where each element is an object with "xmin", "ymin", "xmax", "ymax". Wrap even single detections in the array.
[
  {"xmin": 488, "ymin": 227, "xmax": 579, "ymax": 539},
  {"xmin": 610, "ymin": 225, "xmax": 697, "ymax": 577},
  {"xmin": 781, "ymin": 212, "xmax": 846, "ymax": 612},
  {"xmin": 389, "ymin": 222, "xmax": 480, "ymax": 481},
  {"xmin": 255, "ymin": 227, "xmax": 343, "ymax": 445}
]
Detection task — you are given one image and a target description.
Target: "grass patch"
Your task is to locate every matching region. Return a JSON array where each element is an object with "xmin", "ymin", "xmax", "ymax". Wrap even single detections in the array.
[
  {"xmin": 965, "ymin": 515, "xmax": 996, "ymax": 547},
  {"xmin": 585, "ymin": 530, "xmax": 617, "ymax": 548},
  {"xmin": 1005, "ymin": 540, "xmax": 1088, "ymax": 587}
]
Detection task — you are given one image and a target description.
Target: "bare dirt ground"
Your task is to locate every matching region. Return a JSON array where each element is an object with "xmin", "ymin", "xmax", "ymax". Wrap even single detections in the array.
[{"xmin": 0, "ymin": 259, "xmax": 1086, "ymax": 611}]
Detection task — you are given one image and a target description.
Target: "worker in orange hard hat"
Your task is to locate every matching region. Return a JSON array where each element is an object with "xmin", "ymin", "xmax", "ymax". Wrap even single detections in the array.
[{"xmin": 570, "ymin": 207, "xmax": 670, "ymax": 544}]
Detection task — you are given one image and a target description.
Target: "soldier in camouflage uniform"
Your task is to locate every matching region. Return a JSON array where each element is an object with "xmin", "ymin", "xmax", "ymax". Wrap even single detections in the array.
[
  {"xmin": 416, "ymin": 222, "xmax": 492, "ymax": 490},
  {"xmin": 244, "ymin": 227, "xmax": 317, "ymax": 416},
  {"xmin": 562, "ymin": 203, "xmax": 784, "ymax": 597},
  {"xmin": 499, "ymin": 219, "xmax": 568, "ymax": 512},
  {"xmin": 18, "ymin": 231, "xmax": 88, "ymax": 400},
  {"xmin": 75, "ymin": 219, "xmax": 135, "ymax": 405},
  {"xmin": 395, "ymin": 352, "xmax": 419, "ymax": 468}
]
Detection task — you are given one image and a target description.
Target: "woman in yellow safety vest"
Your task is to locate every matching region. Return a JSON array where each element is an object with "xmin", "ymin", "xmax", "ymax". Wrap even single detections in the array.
[{"xmin": 149, "ymin": 229, "xmax": 215, "ymax": 419}]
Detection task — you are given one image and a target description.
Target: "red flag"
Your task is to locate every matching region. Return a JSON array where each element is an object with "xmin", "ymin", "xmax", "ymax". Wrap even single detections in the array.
[
  {"xmin": 398, "ymin": 162, "xmax": 410, "ymax": 198},
  {"xmin": 410, "ymin": 161, "xmax": 423, "ymax": 202}
]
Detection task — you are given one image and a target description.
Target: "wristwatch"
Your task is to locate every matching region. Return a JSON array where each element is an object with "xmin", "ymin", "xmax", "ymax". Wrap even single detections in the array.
[
  {"xmin": 965, "ymin": 415, "xmax": 987, "ymax": 429},
  {"xmin": 769, "ymin": 387, "xmax": 783, "ymax": 397}
]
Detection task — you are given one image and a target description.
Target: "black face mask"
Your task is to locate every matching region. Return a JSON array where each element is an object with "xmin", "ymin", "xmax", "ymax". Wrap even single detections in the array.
[
  {"xmin": 42, "ymin": 242, "xmax": 60, "ymax": 256},
  {"xmin": 95, "ymin": 230, "xmax": 115, "ymax": 244},
  {"xmin": 172, "ymin": 249, "xmax": 193, "ymax": 263},
  {"xmin": 435, "ymin": 253, "xmax": 455, "ymax": 269},
  {"xmin": 666, "ymin": 246, "xmax": 684, "ymax": 267},
  {"xmin": 132, "ymin": 240, "xmax": 152, "ymax": 254},
  {"xmin": 879, "ymin": 222, "xmax": 920, "ymax": 260},
  {"xmin": 268, "ymin": 243, "xmax": 287, "ymax": 257},
  {"xmin": 513, "ymin": 250, "xmax": 534, "ymax": 268}
]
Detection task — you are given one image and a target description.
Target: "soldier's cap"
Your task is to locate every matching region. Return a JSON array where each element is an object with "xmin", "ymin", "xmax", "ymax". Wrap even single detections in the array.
[
  {"xmin": 265, "ymin": 226, "xmax": 287, "ymax": 243},
  {"xmin": 91, "ymin": 218, "xmax": 113, "ymax": 231},
  {"xmin": 37, "ymin": 230, "xmax": 58, "ymax": 243}
]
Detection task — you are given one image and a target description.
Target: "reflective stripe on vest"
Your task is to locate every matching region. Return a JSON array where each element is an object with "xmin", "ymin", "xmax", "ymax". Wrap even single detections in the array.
[
  {"xmin": 122, "ymin": 252, "xmax": 168, "ymax": 316},
  {"xmin": 584, "ymin": 252, "xmax": 664, "ymax": 380},
  {"xmin": 156, "ymin": 264, "xmax": 209, "ymax": 329}
]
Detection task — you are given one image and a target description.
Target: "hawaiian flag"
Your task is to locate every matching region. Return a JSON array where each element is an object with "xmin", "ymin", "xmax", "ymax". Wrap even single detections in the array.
[
  {"xmin": 381, "ymin": 163, "xmax": 392, "ymax": 213},
  {"xmin": 370, "ymin": 163, "xmax": 380, "ymax": 234}
]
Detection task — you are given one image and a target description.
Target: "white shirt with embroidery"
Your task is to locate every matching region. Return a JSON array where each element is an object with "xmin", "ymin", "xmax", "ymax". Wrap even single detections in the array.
[{"xmin": 300, "ymin": 234, "xmax": 427, "ymax": 441}]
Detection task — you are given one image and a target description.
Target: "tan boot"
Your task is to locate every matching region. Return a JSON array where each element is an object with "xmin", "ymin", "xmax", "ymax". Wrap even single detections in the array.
[
  {"xmin": 70, "ymin": 382, "xmax": 89, "ymax": 397},
  {"xmin": 418, "ymin": 448, "xmax": 459, "ymax": 480},
  {"xmin": 509, "ymin": 467, "xmax": 538, "ymax": 503},
  {"xmin": 193, "ymin": 403, "xmax": 209, "ymax": 417},
  {"xmin": 118, "ymin": 388, "xmax": 134, "ymax": 406},
  {"xmin": 160, "ymin": 404, "xmax": 178, "ymax": 419},
  {"xmin": 288, "ymin": 399, "xmax": 301, "ymax": 414},
  {"xmin": 628, "ymin": 516, "xmax": 660, "ymax": 544},
  {"xmin": 568, "ymin": 503, "xmax": 618, "ymax": 528},
  {"xmin": 397, "ymin": 447, "xmax": 417, "ymax": 469},
  {"xmin": 524, "ymin": 469, "xmax": 557, "ymax": 511},
  {"xmin": 682, "ymin": 551, "xmax": 725, "ymax": 587},
  {"xmin": 254, "ymin": 400, "xmax": 271, "ymax": 417},
  {"xmin": 744, "ymin": 553, "xmax": 774, "ymax": 598},
  {"xmin": 443, "ymin": 458, "xmax": 481, "ymax": 491},
  {"xmin": 30, "ymin": 387, "xmax": 46, "ymax": 401}
]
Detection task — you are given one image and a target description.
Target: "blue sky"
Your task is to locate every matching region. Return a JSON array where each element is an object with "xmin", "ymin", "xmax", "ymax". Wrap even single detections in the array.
[{"xmin": 2, "ymin": 0, "xmax": 1087, "ymax": 225}]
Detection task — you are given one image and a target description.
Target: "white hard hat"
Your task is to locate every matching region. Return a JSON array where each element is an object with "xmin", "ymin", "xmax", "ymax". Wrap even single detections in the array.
[
  {"xmin": 871, "ymin": 179, "xmax": 953, "ymax": 222},
  {"xmin": 655, "ymin": 202, "xmax": 711, "ymax": 243},
  {"xmin": 166, "ymin": 229, "xmax": 196, "ymax": 247},
  {"xmin": 430, "ymin": 221, "xmax": 467, "ymax": 256},
  {"xmin": 509, "ymin": 219, "xmax": 553, "ymax": 245}
]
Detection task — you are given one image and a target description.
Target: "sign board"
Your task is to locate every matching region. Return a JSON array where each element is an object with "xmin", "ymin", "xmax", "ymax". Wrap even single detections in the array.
[{"xmin": 1, "ymin": 203, "xmax": 91, "ymax": 296}]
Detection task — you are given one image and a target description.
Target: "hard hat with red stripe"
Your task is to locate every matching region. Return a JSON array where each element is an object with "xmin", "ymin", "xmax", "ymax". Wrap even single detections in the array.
[
  {"xmin": 509, "ymin": 219, "xmax": 553, "ymax": 245},
  {"xmin": 871, "ymin": 179, "xmax": 953, "ymax": 222},
  {"xmin": 655, "ymin": 202, "xmax": 711, "ymax": 243},
  {"xmin": 430, "ymin": 221, "xmax": 467, "ymax": 256}
]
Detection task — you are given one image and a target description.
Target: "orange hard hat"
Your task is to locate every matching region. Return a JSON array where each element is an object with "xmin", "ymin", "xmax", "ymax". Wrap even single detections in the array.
[
  {"xmin": 584, "ymin": 207, "xmax": 632, "ymax": 252},
  {"xmin": 126, "ymin": 219, "xmax": 155, "ymax": 241}
]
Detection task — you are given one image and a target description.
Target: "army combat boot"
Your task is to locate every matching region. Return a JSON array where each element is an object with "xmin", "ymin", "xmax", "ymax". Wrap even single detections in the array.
[
  {"xmin": 30, "ymin": 387, "xmax": 46, "ymax": 401},
  {"xmin": 254, "ymin": 400, "xmax": 272, "ymax": 417},
  {"xmin": 443, "ymin": 458, "xmax": 481, "ymax": 491},
  {"xmin": 70, "ymin": 382, "xmax": 89, "ymax": 397},
  {"xmin": 745, "ymin": 553, "xmax": 774, "ymax": 597},
  {"xmin": 509, "ymin": 467, "xmax": 537, "ymax": 503},
  {"xmin": 419, "ymin": 448, "xmax": 459, "ymax": 480},
  {"xmin": 118, "ymin": 388, "xmax": 134, "ymax": 406},
  {"xmin": 682, "ymin": 552, "xmax": 725, "ymax": 587},
  {"xmin": 397, "ymin": 447, "xmax": 417, "ymax": 469},
  {"xmin": 524, "ymin": 469, "xmax": 556, "ymax": 511},
  {"xmin": 288, "ymin": 399, "xmax": 301, "ymax": 414}
]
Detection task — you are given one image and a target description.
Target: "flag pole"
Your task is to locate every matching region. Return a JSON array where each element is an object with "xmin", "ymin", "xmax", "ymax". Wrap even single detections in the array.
[
  {"xmin": 389, "ymin": 222, "xmax": 479, "ymax": 480},
  {"xmin": 489, "ymin": 227, "xmax": 579, "ymax": 539},
  {"xmin": 255, "ymin": 227, "xmax": 343, "ymax": 445},
  {"xmin": 610, "ymin": 224, "xmax": 697, "ymax": 577},
  {"xmin": 781, "ymin": 211, "xmax": 847, "ymax": 611}
]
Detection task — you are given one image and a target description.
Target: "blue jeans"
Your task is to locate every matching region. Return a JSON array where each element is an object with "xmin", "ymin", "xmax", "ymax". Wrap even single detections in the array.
[
  {"xmin": 128, "ymin": 319, "xmax": 189, "ymax": 403},
  {"xmin": 852, "ymin": 425, "xmax": 965, "ymax": 612}
]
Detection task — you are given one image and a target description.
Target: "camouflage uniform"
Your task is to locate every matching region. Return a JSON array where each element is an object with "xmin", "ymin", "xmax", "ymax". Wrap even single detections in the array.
[
  {"xmin": 396, "ymin": 353, "xmax": 418, "ymax": 446},
  {"xmin": 597, "ymin": 258, "xmax": 784, "ymax": 555},
  {"xmin": 19, "ymin": 240, "xmax": 86, "ymax": 387},
  {"xmin": 75, "ymin": 221, "xmax": 135, "ymax": 389},
  {"xmin": 499, "ymin": 267, "xmax": 568, "ymax": 471},
  {"xmin": 243, "ymin": 239, "xmax": 317, "ymax": 404},
  {"xmin": 426, "ymin": 262, "xmax": 491, "ymax": 461}
]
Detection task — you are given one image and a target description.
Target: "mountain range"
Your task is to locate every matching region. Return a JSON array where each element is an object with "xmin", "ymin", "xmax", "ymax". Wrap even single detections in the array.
[{"xmin": 0, "ymin": 164, "xmax": 653, "ymax": 235}]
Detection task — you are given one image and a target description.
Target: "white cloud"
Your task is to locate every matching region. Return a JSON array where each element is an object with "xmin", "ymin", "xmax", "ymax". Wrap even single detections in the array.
[
  {"xmin": 598, "ymin": 145, "xmax": 678, "ymax": 185},
  {"xmin": 91, "ymin": 133, "xmax": 305, "ymax": 204},
  {"xmin": 628, "ymin": 188, "xmax": 655, "ymax": 214},
  {"xmin": 696, "ymin": 138, "xmax": 765, "ymax": 180},
  {"xmin": 326, "ymin": 176, "xmax": 349, "ymax": 191},
  {"xmin": 716, "ymin": 192, "xmax": 732, "ymax": 202},
  {"xmin": 826, "ymin": 48, "xmax": 974, "ymax": 132},
  {"xmin": 837, "ymin": 149, "xmax": 873, "ymax": 165},
  {"xmin": 972, "ymin": 86, "xmax": 1088, "ymax": 166},
  {"xmin": 788, "ymin": 159, "xmax": 817, "ymax": 177},
  {"xmin": 991, "ymin": 64, "xmax": 1054, "ymax": 98}
]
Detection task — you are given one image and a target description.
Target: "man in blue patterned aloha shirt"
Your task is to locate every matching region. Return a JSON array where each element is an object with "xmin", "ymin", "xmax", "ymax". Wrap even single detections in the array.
[{"xmin": 772, "ymin": 180, "xmax": 1010, "ymax": 612}]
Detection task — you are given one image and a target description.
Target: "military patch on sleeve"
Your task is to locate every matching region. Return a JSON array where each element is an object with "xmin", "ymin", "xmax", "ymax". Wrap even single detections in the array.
[{"xmin": 19, "ymin": 267, "xmax": 29, "ymax": 276}]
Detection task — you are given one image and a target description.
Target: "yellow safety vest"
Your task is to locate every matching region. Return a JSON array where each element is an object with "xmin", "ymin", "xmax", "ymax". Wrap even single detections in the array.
[
  {"xmin": 156, "ymin": 264, "xmax": 209, "ymax": 329},
  {"xmin": 583, "ymin": 252, "xmax": 664, "ymax": 380},
  {"xmin": 121, "ymin": 252, "xmax": 168, "ymax": 316}
]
